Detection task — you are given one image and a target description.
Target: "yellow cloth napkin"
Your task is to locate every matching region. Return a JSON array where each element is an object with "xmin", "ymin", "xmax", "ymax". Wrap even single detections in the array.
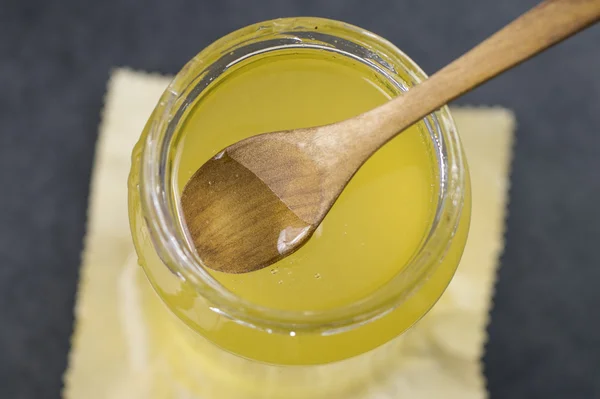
[{"xmin": 63, "ymin": 68, "xmax": 514, "ymax": 399}]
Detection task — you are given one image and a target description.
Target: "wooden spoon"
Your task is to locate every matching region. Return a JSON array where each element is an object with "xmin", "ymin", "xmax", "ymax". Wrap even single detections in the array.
[{"xmin": 181, "ymin": 0, "xmax": 600, "ymax": 274}]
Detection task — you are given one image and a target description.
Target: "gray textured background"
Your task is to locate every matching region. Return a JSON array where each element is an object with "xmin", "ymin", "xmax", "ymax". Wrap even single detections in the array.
[{"xmin": 1, "ymin": 0, "xmax": 599, "ymax": 398}]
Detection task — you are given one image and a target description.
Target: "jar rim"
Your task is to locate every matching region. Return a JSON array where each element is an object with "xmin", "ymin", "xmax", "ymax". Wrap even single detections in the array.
[{"xmin": 138, "ymin": 17, "xmax": 467, "ymax": 334}]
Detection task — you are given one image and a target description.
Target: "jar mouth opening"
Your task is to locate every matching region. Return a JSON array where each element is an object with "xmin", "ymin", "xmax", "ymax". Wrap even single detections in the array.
[{"xmin": 139, "ymin": 17, "xmax": 466, "ymax": 334}]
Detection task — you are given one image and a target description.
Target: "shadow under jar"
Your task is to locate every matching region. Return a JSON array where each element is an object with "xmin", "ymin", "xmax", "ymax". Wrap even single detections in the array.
[{"xmin": 128, "ymin": 17, "xmax": 471, "ymax": 399}]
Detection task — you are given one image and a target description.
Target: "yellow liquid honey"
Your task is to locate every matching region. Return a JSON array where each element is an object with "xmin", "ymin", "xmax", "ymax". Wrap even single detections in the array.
[
  {"xmin": 175, "ymin": 52, "xmax": 437, "ymax": 312},
  {"xmin": 129, "ymin": 45, "xmax": 470, "ymax": 376}
]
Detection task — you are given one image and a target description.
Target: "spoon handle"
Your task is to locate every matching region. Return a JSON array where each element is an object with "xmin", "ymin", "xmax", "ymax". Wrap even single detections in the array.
[{"xmin": 355, "ymin": 0, "xmax": 600, "ymax": 153}]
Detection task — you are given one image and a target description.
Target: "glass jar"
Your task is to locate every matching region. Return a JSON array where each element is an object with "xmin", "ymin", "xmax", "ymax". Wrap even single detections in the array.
[{"xmin": 128, "ymin": 17, "xmax": 470, "ymax": 398}]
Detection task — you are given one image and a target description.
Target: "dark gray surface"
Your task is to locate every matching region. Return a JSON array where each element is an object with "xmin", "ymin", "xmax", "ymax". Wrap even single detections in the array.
[{"xmin": 1, "ymin": 0, "xmax": 599, "ymax": 398}]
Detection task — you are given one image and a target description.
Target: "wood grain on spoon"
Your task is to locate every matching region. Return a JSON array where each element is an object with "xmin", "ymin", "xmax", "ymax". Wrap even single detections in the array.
[{"xmin": 181, "ymin": 0, "xmax": 600, "ymax": 274}]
